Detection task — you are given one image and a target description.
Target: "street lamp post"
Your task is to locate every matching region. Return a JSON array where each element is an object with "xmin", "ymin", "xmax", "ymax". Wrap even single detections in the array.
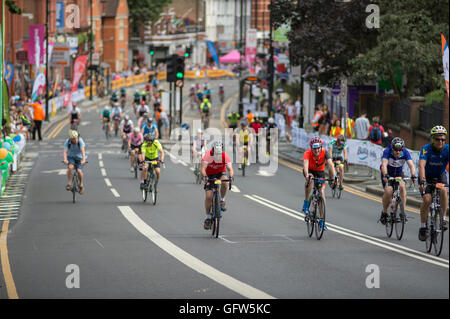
[
  {"xmin": 268, "ymin": 0, "xmax": 274, "ymax": 117},
  {"xmin": 45, "ymin": 0, "xmax": 49, "ymax": 121},
  {"xmin": 89, "ymin": 0, "xmax": 93, "ymax": 101}
]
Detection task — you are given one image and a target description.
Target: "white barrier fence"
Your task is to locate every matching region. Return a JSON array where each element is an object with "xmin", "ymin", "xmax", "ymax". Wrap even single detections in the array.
[
  {"xmin": 48, "ymin": 89, "xmax": 86, "ymax": 118},
  {"xmin": 291, "ymin": 127, "xmax": 420, "ymax": 177}
]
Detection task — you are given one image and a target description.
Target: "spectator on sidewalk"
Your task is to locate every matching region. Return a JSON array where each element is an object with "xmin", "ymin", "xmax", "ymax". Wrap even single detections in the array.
[
  {"xmin": 368, "ymin": 116, "xmax": 385, "ymax": 145},
  {"xmin": 329, "ymin": 119, "xmax": 343, "ymax": 138},
  {"xmin": 31, "ymin": 102, "xmax": 45, "ymax": 141},
  {"xmin": 354, "ymin": 111, "xmax": 370, "ymax": 140},
  {"xmin": 284, "ymin": 99, "xmax": 295, "ymax": 130},
  {"xmin": 319, "ymin": 104, "xmax": 331, "ymax": 135},
  {"xmin": 295, "ymin": 96, "xmax": 303, "ymax": 128},
  {"xmin": 312, "ymin": 105, "xmax": 323, "ymax": 133},
  {"xmin": 343, "ymin": 112, "xmax": 355, "ymax": 139}
]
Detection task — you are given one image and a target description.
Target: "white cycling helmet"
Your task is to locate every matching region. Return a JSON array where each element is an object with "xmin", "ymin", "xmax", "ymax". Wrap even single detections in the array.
[
  {"xmin": 268, "ymin": 117, "xmax": 275, "ymax": 124},
  {"xmin": 124, "ymin": 115, "xmax": 130, "ymax": 120},
  {"xmin": 133, "ymin": 127, "xmax": 140, "ymax": 133},
  {"xmin": 104, "ymin": 105, "xmax": 110, "ymax": 110},
  {"xmin": 68, "ymin": 130, "xmax": 78, "ymax": 139},
  {"xmin": 212, "ymin": 141, "xmax": 223, "ymax": 155}
]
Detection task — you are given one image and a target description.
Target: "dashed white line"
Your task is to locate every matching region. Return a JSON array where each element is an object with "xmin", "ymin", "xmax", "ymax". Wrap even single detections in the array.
[
  {"xmin": 101, "ymin": 168, "xmax": 107, "ymax": 177},
  {"xmin": 104, "ymin": 178, "xmax": 112, "ymax": 187},
  {"xmin": 110, "ymin": 188, "xmax": 120, "ymax": 197},
  {"xmin": 99, "ymin": 161, "xmax": 104, "ymax": 168}
]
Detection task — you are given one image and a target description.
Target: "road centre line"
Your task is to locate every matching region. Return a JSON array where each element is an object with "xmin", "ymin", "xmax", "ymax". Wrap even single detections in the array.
[
  {"xmin": 104, "ymin": 178, "xmax": 112, "ymax": 187},
  {"xmin": 118, "ymin": 206, "xmax": 275, "ymax": 299},
  {"xmin": 101, "ymin": 168, "xmax": 107, "ymax": 177},
  {"xmin": 98, "ymin": 153, "xmax": 103, "ymax": 160},
  {"xmin": 99, "ymin": 161, "xmax": 104, "ymax": 168},
  {"xmin": 110, "ymin": 188, "xmax": 120, "ymax": 197},
  {"xmin": 245, "ymin": 195, "xmax": 448, "ymax": 268},
  {"xmin": 251, "ymin": 195, "xmax": 448, "ymax": 265}
]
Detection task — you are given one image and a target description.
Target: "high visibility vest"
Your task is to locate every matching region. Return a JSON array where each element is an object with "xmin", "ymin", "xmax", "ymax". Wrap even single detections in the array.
[
  {"xmin": 346, "ymin": 118, "xmax": 354, "ymax": 138},
  {"xmin": 312, "ymin": 111, "xmax": 322, "ymax": 127}
]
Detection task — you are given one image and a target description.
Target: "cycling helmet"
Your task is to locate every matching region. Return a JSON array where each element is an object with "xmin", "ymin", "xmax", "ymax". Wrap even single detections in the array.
[
  {"xmin": 391, "ymin": 137, "xmax": 404, "ymax": 151},
  {"xmin": 268, "ymin": 117, "xmax": 275, "ymax": 124},
  {"xmin": 147, "ymin": 117, "xmax": 154, "ymax": 122},
  {"xmin": 141, "ymin": 101, "xmax": 146, "ymax": 105},
  {"xmin": 430, "ymin": 125, "xmax": 447, "ymax": 136},
  {"xmin": 72, "ymin": 102, "xmax": 77, "ymax": 107},
  {"xmin": 337, "ymin": 134, "xmax": 345, "ymax": 144},
  {"xmin": 212, "ymin": 141, "xmax": 223, "ymax": 155},
  {"xmin": 124, "ymin": 115, "xmax": 130, "ymax": 120},
  {"xmin": 133, "ymin": 127, "xmax": 140, "ymax": 133},
  {"xmin": 68, "ymin": 130, "xmax": 78, "ymax": 139},
  {"xmin": 310, "ymin": 137, "xmax": 323, "ymax": 149},
  {"xmin": 104, "ymin": 105, "xmax": 110, "ymax": 110},
  {"xmin": 144, "ymin": 132, "xmax": 156, "ymax": 142},
  {"xmin": 241, "ymin": 122, "xmax": 248, "ymax": 127}
]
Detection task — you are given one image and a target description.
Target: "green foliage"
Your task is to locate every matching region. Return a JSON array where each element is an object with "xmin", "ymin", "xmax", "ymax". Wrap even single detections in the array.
[
  {"xmin": 6, "ymin": 0, "xmax": 22, "ymax": 14},
  {"xmin": 424, "ymin": 89, "xmax": 444, "ymax": 106},
  {"xmin": 127, "ymin": 0, "xmax": 173, "ymax": 28}
]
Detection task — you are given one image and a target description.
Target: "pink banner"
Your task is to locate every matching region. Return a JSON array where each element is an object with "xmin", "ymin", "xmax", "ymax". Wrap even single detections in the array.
[
  {"xmin": 28, "ymin": 25, "xmax": 45, "ymax": 65},
  {"xmin": 72, "ymin": 55, "xmax": 89, "ymax": 92}
]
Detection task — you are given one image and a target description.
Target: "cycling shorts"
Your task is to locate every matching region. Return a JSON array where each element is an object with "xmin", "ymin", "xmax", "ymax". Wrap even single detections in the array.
[
  {"xmin": 131, "ymin": 144, "xmax": 142, "ymax": 154},
  {"xmin": 145, "ymin": 156, "xmax": 160, "ymax": 168},
  {"xmin": 68, "ymin": 156, "xmax": 84, "ymax": 171},
  {"xmin": 423, "ymin": 174, "xmax": 448, "ymax": 195},
  {"xmin": 381, "ymin": 172, "xmax": 405, "ymax": 189},
  {"xmin": 333, "ymin": 156, "xmax": 344, "ymax": 163},
  {"xmin": 204, "ymin": 172, "xmax": 227, "ymax": 191}
]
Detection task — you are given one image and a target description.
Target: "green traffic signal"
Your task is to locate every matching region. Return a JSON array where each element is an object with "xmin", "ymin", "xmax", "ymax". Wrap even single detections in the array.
[
  {"xmin": 184, "ymin": 52, "xmax": 189, "ymax": 58},
  {"xmin": 176, "ymin": 72, "xmax": 184, "ymax": 79},
  {"xmin": 150, "ymin": 50, "xmax": 154, "ymax": 55}
]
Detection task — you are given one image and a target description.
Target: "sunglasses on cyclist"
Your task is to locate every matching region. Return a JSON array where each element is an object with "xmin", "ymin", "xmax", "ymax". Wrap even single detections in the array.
[
  {"xmin": 433, "ymin": 138, "xmax": 446, "ymax": 142},
  {"xmin": 392, "ymin": 144, "xmax": 403, "ymax": 151}
]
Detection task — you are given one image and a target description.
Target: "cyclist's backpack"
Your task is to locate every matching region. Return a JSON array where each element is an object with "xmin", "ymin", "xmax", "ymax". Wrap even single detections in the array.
[
  {"xmin": 67, "ymin": 139, "xmax": 80, "ymax": 149},
  {"xmin": 369, "ymin": 125, "xmax": 381, "ymax": 142},
  {"xmin": 202, "ymin": 104, "xmax": 210, "ymax": 113}
]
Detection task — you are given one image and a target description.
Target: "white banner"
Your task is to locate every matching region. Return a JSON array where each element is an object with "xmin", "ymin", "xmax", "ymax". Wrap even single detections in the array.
[
  {"xmin": 291, "ymin": 127, "xmax": 420, "ymax": 176},
  {"xmin": 48, "ymin": 89, "xmax": 86, "ymax": 118}
]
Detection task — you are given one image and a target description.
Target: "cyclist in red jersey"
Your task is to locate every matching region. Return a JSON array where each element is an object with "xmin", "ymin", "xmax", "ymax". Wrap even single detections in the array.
[
  {"xmin": 201, "ymin": 142, "xmax": 234, "ymax": 230},
  {"xmin": 302, "ymin": 137, "xmax": 337, "ymax": 230}
]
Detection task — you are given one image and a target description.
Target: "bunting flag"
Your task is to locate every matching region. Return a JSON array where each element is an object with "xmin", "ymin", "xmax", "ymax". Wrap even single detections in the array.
[
  {"xmin": 72, "ymin": 55, "xmax": 88, "ymax": 92},
  {"xmin": 442, "ymin": 34, "xmax": 449, "ymax": 97},
  {"xmin": 31, "ymin": 72, "xmax": 46, "ymax": 102}
]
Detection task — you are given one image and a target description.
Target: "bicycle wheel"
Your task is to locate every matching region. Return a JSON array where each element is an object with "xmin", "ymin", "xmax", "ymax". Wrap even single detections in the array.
[
  {"xmin": 433, "ymin": 207, "xmax": 444, "ymax": 256},
  {"xmin": 72, "ymin": 175, "xmax": 78, "ymax": 203},
  {"xmin": 394, "ymin": 198, "xmax": 405, "ymax": 240},
  {"xmin": 306, "ymin": 197, "xmax": 315, "ymax": 238},
  {"xmin": 331, "ymin": 183, "xmax": 336, "ymax": 198},
  {"xmin": 212, "ymin": 191, "xmax": 221, "ymax": 238},
  {"xmin": 105, "ymin": 126, "xmax": 109, "ymax": 140},
  {"xmin": 242, "ymin": 157, "xmax": 246, "ymax": 177},
  {"xmin": 315, "ymin": 197, "xmax": 326, "ymax": 240},
  {"xmin": 425, "ymin": 217, "xmax": 433, "ymax": 253},
  {"xmin": 211, "ymin": 192, "xmax": 217, "ymax": 237},
  {"xmin": 337, "ymin": 180, "xmax": 342, "ymax": 199},
  {"xmin": 385, "ymin": 210, "xmax": 394, "ymax": 238},
  {"xmin": 152, "ymin": 177, "xmax": 157, "ymax": 205}
]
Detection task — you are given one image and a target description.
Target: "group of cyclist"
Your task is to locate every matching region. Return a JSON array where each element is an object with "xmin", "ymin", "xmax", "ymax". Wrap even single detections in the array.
[{"xmin": 301, "ymin": 125, "xmax": 449, "ymax": 240}]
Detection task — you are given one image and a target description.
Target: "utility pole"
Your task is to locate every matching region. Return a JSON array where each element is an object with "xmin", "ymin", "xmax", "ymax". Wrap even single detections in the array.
[
  {"xmin": 268, "ymin": 0, "xmax": 274, "ymax": 117},
  {"xmin": 45, "ymin": 0, "xmax": 49, "ymax": 121},
  {"xmin": 89, "ymin": 0, "xmax": 93, "ymax": 101}
]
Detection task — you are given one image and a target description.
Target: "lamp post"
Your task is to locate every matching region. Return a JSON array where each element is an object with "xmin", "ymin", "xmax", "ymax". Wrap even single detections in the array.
[
  {"xmin": 89, "ymin": 0, "xmax": 93, "ymax": 101},
  {"xmin": 268, "ymin": 0, "xmax": 274, "ymax": 117},
  {"xmin": 45, "ymin": 0, "xmax": 49, "ymax": 121}
]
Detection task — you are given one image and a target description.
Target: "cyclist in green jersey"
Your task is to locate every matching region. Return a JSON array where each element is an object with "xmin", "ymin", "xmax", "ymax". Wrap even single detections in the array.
[
  {"xmin": 140, "ymin": 133, "xmax": 165, "ymax": 190},
  {"xmin": 328, "ymin": 135, "xmax": 348, "ymax": 190}
]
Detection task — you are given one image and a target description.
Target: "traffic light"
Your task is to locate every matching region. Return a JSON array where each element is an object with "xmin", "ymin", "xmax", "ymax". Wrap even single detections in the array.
[
  {"xmin": 184, "ymin": 46, "xmax": 192, "ymax": 59},
  {"xmin": 166, "ymin": 54, "xmax": 177, "ymax": 82},
  {"xmin": 149, "ymin": 45, "xmax": 155, "ymax": 56},
  {"xmin": 175, "ymin": 55, "xmax": 185, "ymax": 80}
]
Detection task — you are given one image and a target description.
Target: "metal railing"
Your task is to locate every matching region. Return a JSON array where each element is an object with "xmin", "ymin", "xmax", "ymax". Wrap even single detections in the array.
[
  {"xmin": 390, "ymin": 99, "xmax": 410, "ymax": 124},
  {"xmin": 419, "ymin": 102, "xmax": 444, "ymax": 132}
]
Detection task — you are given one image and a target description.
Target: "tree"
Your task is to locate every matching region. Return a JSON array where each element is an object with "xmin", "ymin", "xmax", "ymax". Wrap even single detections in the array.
[
  {"xmin": 270, "ymin": 0, "xmax": 376, "ymax": 87},
  {"xmin": 127, "ymin": 0, "xmax": 173, "ymax": 29},
  {"xmin": 6, "ymin": 0, "xmax": 22, "ymax": 14},
  {"xmin": 350, "ymin": 0, "xmax": 449, "ymax": 98}
]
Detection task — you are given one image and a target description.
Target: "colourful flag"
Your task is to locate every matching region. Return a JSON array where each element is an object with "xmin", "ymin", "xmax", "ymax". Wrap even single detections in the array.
[
  {"xmin": 32, "ymin": 72, "xmax": 46, "ymax": 102},
  {"xmin": 442, "ymin": 34, "xmax": 449, "ymax": 97},
  {"xmin": 72, "ymin": 55, "xmax": 88, "ymax": 92}
]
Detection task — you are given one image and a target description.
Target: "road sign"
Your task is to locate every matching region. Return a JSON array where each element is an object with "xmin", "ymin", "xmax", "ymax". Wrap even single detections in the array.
[
  {"xmin": 92, "ymin": 52, "xmax": 100, "ymax": 65},
  {"xmin": 51, "ymin": 43, "xmax": 70, "ymax": 67},
  {"xmin": 176, "ymin": 79, "xmax": 184, "ymax": 88}
]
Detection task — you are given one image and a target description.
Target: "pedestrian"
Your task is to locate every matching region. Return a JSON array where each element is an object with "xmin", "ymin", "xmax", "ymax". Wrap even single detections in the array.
[
  {"xmin": 295, "ymin": 96, "xmax": 304, "ymax": 128},
  {"xmin": 329, "ymin": 119, "xmax": 343, "ymax": 138},
  {"xmin": 284, "ymin": 99, "xmax": 295, "ymax": 130},
  {"xmin": 343, "ymin": 112, "xmax": 355, "ymax": 139},
  {"xmin": 319, "ymin": 104, "xmax": 331, "ymax": 135},
  {"xmin": 368, "ymin": 116, "xmax": 385, "ymax": 145},
  {"xmin": 354, "ymin": 111, "xmax": 370, "ymax": 140},
  {"xmin": 31, "ymin": 102, "xmax": 45, "ymax": 141},
  {"xmin": 312, "ymin": 105, "xmax": 323, "ymax": 133}
]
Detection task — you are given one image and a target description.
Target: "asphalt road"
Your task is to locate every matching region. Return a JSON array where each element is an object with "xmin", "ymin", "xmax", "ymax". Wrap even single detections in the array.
[{"xmin": 0, "ymin": 80, "xmax": 448, "ymax": 300}]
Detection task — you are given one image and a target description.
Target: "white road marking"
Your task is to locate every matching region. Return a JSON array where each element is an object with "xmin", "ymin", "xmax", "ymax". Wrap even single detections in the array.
[
  {"xmin": 245, "ymin": 195, "xmax": 449, "ymax": 269},
  {"xmin": 41, "ymin": 169, "xmax": 67, "ymax": 175},
  {"xmin": 101, "ymin": 168, "xmax": 107, "ymax": 177},
  {"xmin": 231, "ymin": 185, "xmax": 241, "ymax": 193},
  {"xmin": 99, "ymin": 161, "xmax": 104, "ymax": 168},
  {"xmin": 104, "ymin": 178, "xmax": 112, "ymax": 187},
  {"xmin": 98, "ymin": 153, "xmax": 103, "ymax": 160},
  {"xmin": 110, "ymin": 188, "xmax": 120, "ymax": 197},
  {"xmin": 118, "ymin": 206, "xmax": 275, "ymax": 299},
  {"xmin": 94, "ymin": 238, "xmax": 104, "ymax": 248}
]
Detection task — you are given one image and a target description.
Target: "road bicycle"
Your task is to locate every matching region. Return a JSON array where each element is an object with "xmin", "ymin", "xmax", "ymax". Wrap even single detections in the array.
[
  {"xmin": 305, "ymin": 176, "xmax": 334, "ymax": 240},
  {"xmin": 331, "ymin": 161, "xmax": 344, "ymax": 199},
  {"xmin": 384, "ymin": 177, "xmax": 412, "ymax": 240},
  {"xmin": 424, "ymin": 180, "xmax": 448, "ymax": 256},
  {"xmin": 70, "ymin": 119, "xmax": 79, "ymax": 132},
  {"xmin": 113, "ymin": 115, "xmax": 121, "ymax": 137},
  {"xmin": 241, "ymin": 145, "xmax": 249, "ymax": 177},
  {"xmin": 120, "ymin": 96, "xmax": 126, "ymax": 109},
  {"xmin": 202, "ymin": 113, "xmax": 210, "ymax": 129},
  {"xmin": 219, "ymin": 90, "xmax": 225, "ymax": 103},
  {"xmin": 130, "ymin": 147, "xmax": 139, "ymax": 179},
  {"xmin": 193, "ymin": 152, "xmax": 203, "ymax": 184},
  {"xmin": 63, "ymin": 161, "xmax": 88, "ymax": 203},
  {"xmin": 102, "ymin": 120, "xmax": 111, "ymax": 140},
  {"xmin": 142, "ymin": 160, "xmax": 162, "ymax": 205},
  {"xmin": 206, "ymin": 177, "xmax": 232, "ymax": 238}
]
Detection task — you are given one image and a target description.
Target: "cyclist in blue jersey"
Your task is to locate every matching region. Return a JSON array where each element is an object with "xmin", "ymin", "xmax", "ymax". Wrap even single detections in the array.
[
  {"xmin": 379, "ymin": 137, "xmax": 417, "ymax": 225},
  {"xmin": 418, "ymin": 125, "xmax": 449, "ymax": 240},
  {"xmin": 141, "ymin": 116, "xmax": 159, "ymax": 138}
]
